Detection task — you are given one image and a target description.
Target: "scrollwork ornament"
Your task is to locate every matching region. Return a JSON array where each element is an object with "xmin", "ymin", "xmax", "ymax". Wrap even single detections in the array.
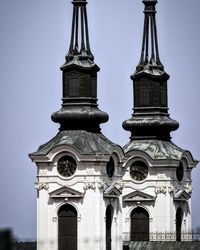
[
  {"xmin": 83, "ymin": 182, "xmax": 96, "ymax": 191},
  {"xmin": 35, "ymin": 182, "xmax": 49, "ymax": 190},
  {"xmin": 155, "ymin": 186, "xmax": 167, "ymax": 195}
]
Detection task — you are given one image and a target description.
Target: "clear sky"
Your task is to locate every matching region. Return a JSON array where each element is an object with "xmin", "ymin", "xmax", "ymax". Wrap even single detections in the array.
[{"xmin": 0, "ymin": 0, "xmax": 200, "ymax": 241}]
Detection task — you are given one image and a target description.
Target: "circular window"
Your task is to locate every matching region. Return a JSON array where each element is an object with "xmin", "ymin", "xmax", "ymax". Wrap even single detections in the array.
[
  {"xmin": 176, "ymin": 162, "xmax": 184, "ymax": 182},
  {"xmin": 106, "ymin": 157, "xmax": 115, "ymax": 178},
  {"xmin": 57, "ymin": 156, "xmax": 77, "ymax": 177},
  {"xmin": 130, "ymin": 161, "xmax": 148, "ymax": 181}
]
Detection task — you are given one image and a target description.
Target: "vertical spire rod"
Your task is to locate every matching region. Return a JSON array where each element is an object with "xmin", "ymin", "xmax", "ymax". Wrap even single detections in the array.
[
  {"xmin": 81, "ymin": 6, "xmax": 85, "ymax": 51},
  {"xmin": 69, "ymin": 5, "xmax": 76, "ymax": 53},
  {"xmin": 75, "ymin": 6, "xmax": 79, "ymax": 52},
  {"xmin": 83, "ymin": 6, "xmax": 91, "ymax": 54},
  {"xmin": 153, "ymin": 15, "xmax": 160, "ymax": 63},
  {"xmin": 145, "ymin": 16, "xmax": 149, "ymax": 62},
  {"xmin": 150, "ymin": 15, "xmax": 155, "ymax": 61}
]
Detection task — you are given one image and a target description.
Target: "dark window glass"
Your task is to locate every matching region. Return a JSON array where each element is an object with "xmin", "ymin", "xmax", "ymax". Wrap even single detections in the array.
[
  {"xmin": 106, "ymin": 157, "xmax": 115, "ymax": 178},
  {"xmin": 57, "ymin": 156, "xmax": 77, "ymax": 177},
  {"xmin": 130, "ymin": 161, "xmax": 148, "ymax": 181},
  {"xmin": 176, "ymin": 162, "xmax": 184, "ymax": 182}
]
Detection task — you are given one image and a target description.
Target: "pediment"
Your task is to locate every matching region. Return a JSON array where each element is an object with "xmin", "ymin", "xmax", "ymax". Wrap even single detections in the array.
[
  {"xmin": 49, "ymin": 186, "xmax": 83, "ymax": 199},
  {"xmin": 174, "ymin": 190, "xmax": 190, "ymax": 201},
  {"xmin": 123, "ymin": 190, "xmax": 155, "ymax": 202},
  {"xmin": 104, "ymin": 185, "xmax": 122, "ymax": 198}
]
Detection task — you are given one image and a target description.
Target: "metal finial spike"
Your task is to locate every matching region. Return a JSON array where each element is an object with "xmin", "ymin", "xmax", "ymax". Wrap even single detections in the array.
[
  {"xmin": 136, "ymin": 0, "xmax": 162, "ymax": 72},
  {"xmin": 67, "ymin": 0, "xmax": 92, "ymax": 61}
]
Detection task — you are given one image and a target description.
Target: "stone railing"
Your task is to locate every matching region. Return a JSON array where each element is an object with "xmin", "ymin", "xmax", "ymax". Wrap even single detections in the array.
[{"xmin": 122, "ymin": 232, "xmax": 200, "ymax": 241}]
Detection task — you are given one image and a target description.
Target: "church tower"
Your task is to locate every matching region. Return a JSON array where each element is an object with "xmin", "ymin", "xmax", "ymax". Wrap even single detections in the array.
[
  {"xmin": 29, "ymin": 0, "xmax": 198, "ymax": 248},
  {"xmin": 122, "ymin": 0, "xmax": 198, "ymax": 241},
  {"xmin": 29, "ymin": 0, "xmax": 123, "ymax": 249}
]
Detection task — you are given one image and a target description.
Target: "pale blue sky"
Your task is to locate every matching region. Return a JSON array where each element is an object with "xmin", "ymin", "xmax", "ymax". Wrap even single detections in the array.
[{"xmin": 0, "ymin": 0, "xmax": 200, "ymax": 240}]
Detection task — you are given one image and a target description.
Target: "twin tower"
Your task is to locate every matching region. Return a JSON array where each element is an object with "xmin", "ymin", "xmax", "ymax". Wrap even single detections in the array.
[{"xmin": 29, "ymin": 1, "xmax": 198, "ymax": 250}]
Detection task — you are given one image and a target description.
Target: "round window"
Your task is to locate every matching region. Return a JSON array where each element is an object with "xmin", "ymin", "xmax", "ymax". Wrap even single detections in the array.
[
  {"xmin": 57, "ymin": 156, "xmax": 77, "ymax": 177},
  {"xmin": 130, "ymin": 161, "xmax": 148, "ymax": 181},
  {"xmin": 176, "ymin": 162, "xmax": 184, "ymax": 182},
  {"xmin": 106, "ymin": 157, "xmax": 115, "ymax": 178}
]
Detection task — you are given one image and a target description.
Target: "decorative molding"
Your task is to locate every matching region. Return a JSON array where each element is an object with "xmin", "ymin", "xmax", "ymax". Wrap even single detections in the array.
[
  {"xmin": 155, "ymin": 186, "xmax": 167, "ymax": 195},
  {"xmin": 83, "ymin": 182, "xmax": 96, "ymax": 191},
  {"xmin": 39, "ymin": 169, "xmax": 47, "ymax": 175},
  {"xmin": 86, "ymin": 168, "xmax": 95, "ymax": 175},
  {"xmin": 123, "ymin": 190, "xmax": 155, "ymax": 202},
  {"xmin": 35, "ymin": 182, "xmax": 49, "ymax": 190},
  {"xmin": 52, "ymin": 217, "xmax": 57, "ymax": 222},
  {"xmin": 157, "ymin": 173, "xmax": 165, "ymax": 179},
  {"xmin": 168, "ymin": 186, "xmax": 175, "ymax": 194},
  {"xmin": 49, "ymin": 186, "xmax": 83, "ymax": 198},
  {"xmin": 125, "ymin": 218, "xmax": 130, "ymax": 223}
]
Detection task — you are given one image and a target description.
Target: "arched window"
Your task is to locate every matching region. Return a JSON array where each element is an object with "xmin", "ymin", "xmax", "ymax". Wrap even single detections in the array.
[
  {"xmin": 176, "ymin": 207, "xmax": 183, "ymax": 241},
  {"xmin": 106, "ymin": 205, "xmax": 113, "ymax": 250},
  {"xmin": 131, "ymin": 207, "xmax": 149, "ymax": 241},
  {"xmin": 58, "ymin": 204, "xmax": 77, "ymax": 250}
]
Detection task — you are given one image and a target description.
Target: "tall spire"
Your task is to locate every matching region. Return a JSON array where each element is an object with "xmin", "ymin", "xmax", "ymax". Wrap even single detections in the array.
[
  {"xmin": 123, "ymin": 0, "xmax": 179, "ymax": 141},
  {"xmin": 51, "ymin": 0, "xmax": 108, "ymax": 132},
  {"xmin": 67, "ymin": 0, "xmax": 93, "ymax": 61},
  {"xmin": 137, "ymin": 0, "xmax": 163, "ymax": 73}
]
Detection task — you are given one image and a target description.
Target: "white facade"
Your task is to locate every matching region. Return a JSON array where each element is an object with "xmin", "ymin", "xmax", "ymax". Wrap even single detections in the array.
[
  {"xmin": 29, "ymin": 1, "xmax": 198, "ymax": 249},
  {"xmin": 29, "ymin": 135, "xmax": 197, "ymax": 250},
  {"xmin": 30, "ymin": 137, "xmax": 125, "ymax": 250}
]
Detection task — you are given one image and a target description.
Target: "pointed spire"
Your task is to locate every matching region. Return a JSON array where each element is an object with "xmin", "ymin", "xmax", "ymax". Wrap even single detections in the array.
[
  {"xmin": 66, "ymin": 0, "xmax": 94, "ymax": 62},
  {"xmin": 136, "ymin": 0, "xmax": 163, "ymax": 74},
  {"xmin": 51, "ymin": 0, "xmax": 108, "ymax": 132},
  {"xmin": 123, "ymin": 0, "xmax": 179, "ymax": 141}
]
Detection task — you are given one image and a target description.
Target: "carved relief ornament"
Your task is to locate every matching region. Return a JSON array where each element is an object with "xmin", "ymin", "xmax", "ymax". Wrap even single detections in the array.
[
  {"xmin": 35, "ymin": 182, "xmax": 49, "ymax": 190},
  {"xmin": 155, "ymin": 186, "xmax": 167, "ymax": 194}
]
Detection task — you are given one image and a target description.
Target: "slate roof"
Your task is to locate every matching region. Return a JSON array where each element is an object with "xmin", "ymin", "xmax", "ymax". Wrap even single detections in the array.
[
  {"xmin": 124, "ymin": 140, "xmax": 184, "ymax": 160},
  {"xmin": 30, "ymin": 130, "xmax": 116, "ymax": 156}
]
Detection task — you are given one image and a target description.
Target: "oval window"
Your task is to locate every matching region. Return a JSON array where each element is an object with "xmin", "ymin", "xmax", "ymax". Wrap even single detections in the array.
[
  {"xmin": 106, "ymin": 157, "xmax": 115, "ymax": 178},
  {"xmin": 176, "ymin": 162, "xmax": 184, "ymax": 182}
]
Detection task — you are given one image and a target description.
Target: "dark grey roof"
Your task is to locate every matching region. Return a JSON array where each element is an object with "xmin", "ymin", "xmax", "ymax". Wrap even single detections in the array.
[
  {"xmin": 31, "ymin": 130, "xmax": 116, "ymax": 156},
  {"xmin": 124, "ymin": 140, "xmax": 184, "ymax": 160},
  {"xmin": 61, "ymin": 55, "xmax": 99, "ymax": 71}
]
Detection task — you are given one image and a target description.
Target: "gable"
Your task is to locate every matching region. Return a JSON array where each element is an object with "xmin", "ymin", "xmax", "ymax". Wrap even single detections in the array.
[
  {"xmin": 104, "ymin": 184, "xmax": 122, "ymax": 198},
  {"xmin": 174, "ymin": 190, "xmax": 191, "ymax": 201},
  {"xmin": 123, "ymin": 190, "xmax": 155, "ymax": 202},
  {"xmin": 49, "ymin": 186, "xmax": 83, "ymax": 199}
]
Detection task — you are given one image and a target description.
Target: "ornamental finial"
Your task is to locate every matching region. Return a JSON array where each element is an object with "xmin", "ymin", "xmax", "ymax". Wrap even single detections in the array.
[
  {"xmin": 66, "ymin": 0, "xmax": 93, "ymax": 62},
  {"xmin": 135, "ymin": 0, "xmax": 162, "ymax": 74}
]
